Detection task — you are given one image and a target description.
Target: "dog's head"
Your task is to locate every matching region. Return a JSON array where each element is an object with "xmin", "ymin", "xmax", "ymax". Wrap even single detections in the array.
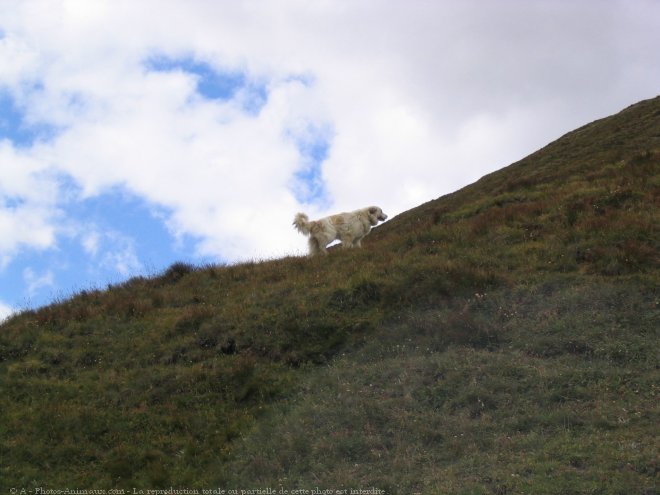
[{"xmin": 367, "ymin": 206, "xmax": 388, "ymax": 225}]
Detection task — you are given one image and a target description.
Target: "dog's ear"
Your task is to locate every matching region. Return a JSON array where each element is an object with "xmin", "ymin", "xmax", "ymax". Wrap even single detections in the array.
[{"xmin": 368, "ymin": 207, "xmax": 378, "ymax": 214}]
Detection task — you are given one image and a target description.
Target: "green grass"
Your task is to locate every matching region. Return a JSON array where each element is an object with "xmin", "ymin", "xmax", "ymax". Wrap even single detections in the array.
[
  {"xmin": 1, "ymin": 96, "xmax": 659, "ymax": 493},
  {"xmin": 223, "ymin": 280, "xmax": 658, "ymax": 494}
]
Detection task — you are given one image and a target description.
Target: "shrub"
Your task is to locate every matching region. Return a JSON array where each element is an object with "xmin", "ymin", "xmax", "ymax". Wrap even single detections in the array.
[{"xmin": 159, "ymin": 261, "xmax": 196, "ymax": 285}]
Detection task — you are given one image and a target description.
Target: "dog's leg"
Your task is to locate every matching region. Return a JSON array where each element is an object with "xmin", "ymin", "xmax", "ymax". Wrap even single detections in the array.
[
  {"xmin": 339, "ymin": 234, "xmax": 355, "ymax": 248},
  {"xmin": 308, "ymin": 238, "xmax": 319, "ymax": 256},
  {"xmin": 309, "ymin": 237, "xmax": 329, "ymax": 256}
]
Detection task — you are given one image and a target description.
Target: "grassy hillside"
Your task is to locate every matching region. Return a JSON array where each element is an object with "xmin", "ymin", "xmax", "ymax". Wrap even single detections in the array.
[{"xmin": 1, "ymin": 97, "xmax": 658, "ymax": 494}]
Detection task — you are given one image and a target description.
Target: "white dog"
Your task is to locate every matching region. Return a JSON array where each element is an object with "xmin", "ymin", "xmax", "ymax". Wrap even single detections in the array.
[{"xmin": 293, "ymin": 206, "xmax": 388, "ymax": 256}]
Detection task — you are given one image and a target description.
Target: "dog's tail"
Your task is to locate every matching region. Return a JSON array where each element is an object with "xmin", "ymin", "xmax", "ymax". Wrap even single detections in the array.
[{"xmin": 292, "ymin": 212, "xmax": 312, "ymax": 236}]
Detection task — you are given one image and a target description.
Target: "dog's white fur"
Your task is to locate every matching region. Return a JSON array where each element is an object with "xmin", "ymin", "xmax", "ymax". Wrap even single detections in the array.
[{"xmin": 293, "ymin": 206, "xmax": 388, "ymax": 256}]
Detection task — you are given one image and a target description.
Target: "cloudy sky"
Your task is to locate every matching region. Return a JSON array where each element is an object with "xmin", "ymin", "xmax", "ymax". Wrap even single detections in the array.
[{"xmin": 1, "ymin": 0, "xmax": 659, "ymax": 318}]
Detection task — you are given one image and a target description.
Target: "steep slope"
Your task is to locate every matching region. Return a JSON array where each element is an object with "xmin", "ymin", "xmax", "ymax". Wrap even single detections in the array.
[
  {"xmin": 1, "ymin": 97, "xmax": 658, "ymax": 493},
  {"xmin": 373, "ymin": 96, "xmax": 659, "ymax": 278}
]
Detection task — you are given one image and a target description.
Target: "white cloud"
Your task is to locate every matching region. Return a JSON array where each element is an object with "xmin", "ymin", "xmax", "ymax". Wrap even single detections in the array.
[
  {"xmin": 23, "ymin": 267, "xmax": 55, "ymax": 298},
  {"xmin": 0, "ymin": 300, "xmax": 14, "ymax": 322},
  {"xmin": 0, "ymin": 0, "xmax": 658, "ymax": 265},
  {"xmin": 81, "ymin": 229, "xmax": 100, "ymax": 257},
  {"xmin": 0, "ymin": 141, "xmax": 60, "ymax": 265},
  {"xmin": 72, "ymin": 224, "xmax": 144, "ymax": 278},
  {"xmin": 97, "ymin": 231, "xmax": 143, "ymax": 278}
]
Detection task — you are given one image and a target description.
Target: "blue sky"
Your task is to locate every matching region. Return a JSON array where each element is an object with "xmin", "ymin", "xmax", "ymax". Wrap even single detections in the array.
[{"xmin": 1, "ymin": 0, "xmax": 659, "ymax": 319}]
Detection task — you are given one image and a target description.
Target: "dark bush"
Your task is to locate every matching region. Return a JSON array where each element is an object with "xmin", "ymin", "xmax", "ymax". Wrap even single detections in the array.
[{"xmin": 160, "ymin": 262, "xmax": 196, "ymax": 284}]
